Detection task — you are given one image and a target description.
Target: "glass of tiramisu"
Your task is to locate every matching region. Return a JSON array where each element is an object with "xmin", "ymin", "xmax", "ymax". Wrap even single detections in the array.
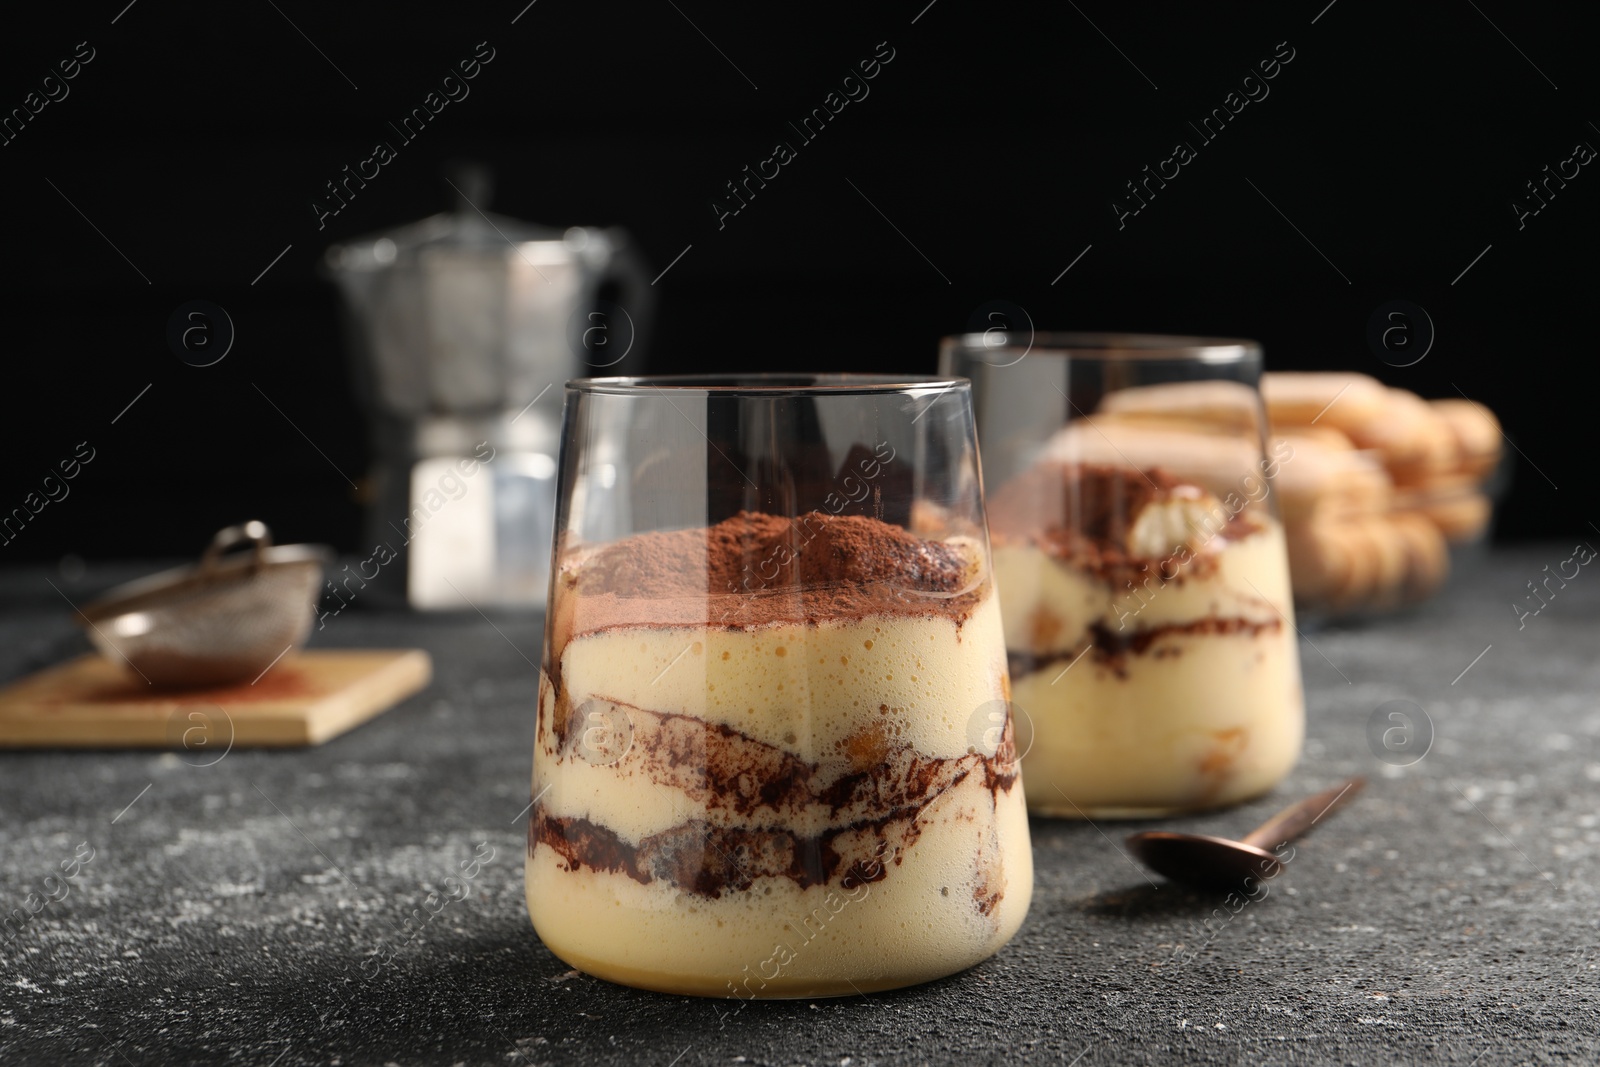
[
  {"xmin": 527, "ymin": 375, "xmax": 1032, "ymax": 997},
  {"xmin": 941, "ymin": 334, "xmax": 1305, "ymax": 819}
]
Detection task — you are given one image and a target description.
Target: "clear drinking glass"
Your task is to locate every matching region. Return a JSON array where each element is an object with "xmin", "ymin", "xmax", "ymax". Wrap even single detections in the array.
[
  {"xmin": 527, "ymin": 375, "xmax": 1032, "ymax": 997},
  {"xmin": 940, "ymin": 334, "xmax": 1305, "ymax": 819}
]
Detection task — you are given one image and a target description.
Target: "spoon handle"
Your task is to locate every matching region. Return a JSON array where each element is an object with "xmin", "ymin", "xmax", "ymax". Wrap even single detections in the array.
[{"xmin": 1239, "ymin": 777, "xmax": 1366, "ymax": 852}]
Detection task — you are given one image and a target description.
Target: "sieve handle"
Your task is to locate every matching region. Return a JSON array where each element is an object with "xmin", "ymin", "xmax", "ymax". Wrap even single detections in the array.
[{"xmin": 200, "ymin": 521, "xmax": 273, "ymax": 574}]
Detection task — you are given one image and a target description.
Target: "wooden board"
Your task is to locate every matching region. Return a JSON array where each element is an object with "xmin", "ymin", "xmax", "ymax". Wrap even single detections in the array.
[{"xmin": 0, "ymin": 650, "xmax": 432, "ymax": 749}]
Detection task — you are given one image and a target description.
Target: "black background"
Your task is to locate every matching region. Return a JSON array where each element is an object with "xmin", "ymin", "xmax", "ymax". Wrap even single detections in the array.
[{"xmin": 1, "ymin": 0, "xmax": 1591, "ymax": 563}]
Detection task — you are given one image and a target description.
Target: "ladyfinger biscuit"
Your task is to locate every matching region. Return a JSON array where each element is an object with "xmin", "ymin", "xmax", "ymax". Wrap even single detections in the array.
[
  {"xmin": 1262, "ymin": 372, "xmax": 1389, "ymax": 433},
  {"xmin": 1390, "ymin": 510, "xmax": 1450, "ymax": 599},
  {"xmin": 1284, "ymin": 519, "xmax": 1344, "ymax": 604},
  {"xmin": 1347, "ymin": 389, "xmax": 1455, "ymax": 486},
  {"xmin": 1358, "ymin": 515, "xmax": 1411, "ymax": 611},
  {"xmin": 1419, "ymin": 489, "xmax": 1493, "ymax": 543},
  {"xmin": 1430, "ymin": 398, "xmax": 1503, "ymax": 479},
  {"xmin": 1096, "ymin": 380, "xmax": 1266, "ymax": 434}
]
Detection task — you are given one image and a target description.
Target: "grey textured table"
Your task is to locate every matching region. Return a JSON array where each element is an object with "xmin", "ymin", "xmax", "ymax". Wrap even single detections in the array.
[{"xmin": 1, "ymin": 547, "xmax": 1596, "ymax": 1066}]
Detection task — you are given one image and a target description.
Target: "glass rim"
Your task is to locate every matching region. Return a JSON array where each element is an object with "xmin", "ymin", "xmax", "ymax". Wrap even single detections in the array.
[
  {"xmin": 941, "ymin": 331, "xmax": 1261, "ymax": 364},
  {"xmin": 567, "ymin": 373, "xmax": 969, "ymax": 397}
]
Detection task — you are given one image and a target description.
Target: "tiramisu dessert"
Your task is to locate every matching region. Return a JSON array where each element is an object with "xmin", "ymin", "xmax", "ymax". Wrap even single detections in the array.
[
  {"xmin": 527, "ymin": 511, "xmax": 1031, "ymax": 997},
  {"xmin": 989, "ymin": 462, "xmax": 1304, "ymax": 816}
]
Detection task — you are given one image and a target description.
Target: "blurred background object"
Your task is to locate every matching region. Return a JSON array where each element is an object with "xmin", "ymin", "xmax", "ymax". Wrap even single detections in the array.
[
  {"xmin": 1260, "ymin": 372, "xmax": 1506, "ymax": 617},
  {"xmin": 77, "ymin": 521, "xmax": 327, "ymax": 687},
  {"xmin": 324, "ymin": 163, "xmax": 651, "ymax": 609},
  {"xmin": 0, "ymin": 1, "xmax": 1590, "ymax": 568}
]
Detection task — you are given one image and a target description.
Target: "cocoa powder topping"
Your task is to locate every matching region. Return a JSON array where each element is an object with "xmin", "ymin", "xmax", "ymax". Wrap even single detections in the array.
[
  {"xmin": 988, "ymin": 462, "xmax": 1260, "ymax": 583},
  {"xmin": 562, "ymin": 511, "xmax": 982, "ymax": 636}
]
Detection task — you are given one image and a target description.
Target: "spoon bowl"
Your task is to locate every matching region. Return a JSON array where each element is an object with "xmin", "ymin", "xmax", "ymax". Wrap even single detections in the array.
[
  {"xmin": 1125, "ymin": 777, "xmax": 1364, "ymax": 891},
  {"xmin": 1125, "ymin": 831, "xmax": 1283, "ymax": 891}
]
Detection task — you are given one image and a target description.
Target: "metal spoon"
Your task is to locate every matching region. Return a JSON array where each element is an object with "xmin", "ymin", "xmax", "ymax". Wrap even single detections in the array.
[{"xmin": 1126, "ymin": 777, "xmax": 1365, "ymax": 890}]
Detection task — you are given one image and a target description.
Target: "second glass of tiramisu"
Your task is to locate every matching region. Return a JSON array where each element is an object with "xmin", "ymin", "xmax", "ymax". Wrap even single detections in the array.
[
  {"xmin": 527, "ymin": 375, "xmax": 1032, "ymax": 997},
  {"xmin": 942, "ymin": 334, "xmax": 1306, "ymax": 819}
]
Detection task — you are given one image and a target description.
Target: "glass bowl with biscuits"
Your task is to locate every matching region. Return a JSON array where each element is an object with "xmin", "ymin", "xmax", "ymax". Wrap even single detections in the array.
[
  {"xmin": 1260, "ymin": 373, "xmax": 1505, "ymax": 618},
  {"xmin": 1085, "ymin": 369, "xmax": 1505, "ymax": 618}
]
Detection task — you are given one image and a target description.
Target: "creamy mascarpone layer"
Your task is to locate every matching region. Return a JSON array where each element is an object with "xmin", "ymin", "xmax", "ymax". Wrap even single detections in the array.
[
  {"xmin": 1013, "ymin": 624, "xmax": 1303, "ymax": 813},
  {"xmin": 559, "ymin": 592, "xmax": 1009, "ymax": 763}
]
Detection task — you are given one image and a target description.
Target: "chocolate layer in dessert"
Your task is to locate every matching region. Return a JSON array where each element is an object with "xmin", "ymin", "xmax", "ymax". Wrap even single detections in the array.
[{"xmin": 532, "ymin": 701, "xmax": 1017, "ymax": 899}]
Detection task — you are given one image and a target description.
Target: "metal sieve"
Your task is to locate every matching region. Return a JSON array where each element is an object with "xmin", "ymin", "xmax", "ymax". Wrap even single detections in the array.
[{"xmin": 77, "ymin": 522, "xmax": 331, "ymax": 688}]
